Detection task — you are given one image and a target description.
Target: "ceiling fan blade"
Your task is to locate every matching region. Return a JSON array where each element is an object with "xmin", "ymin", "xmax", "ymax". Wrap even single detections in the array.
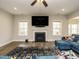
[
  {"xmin": 42, "ymin": 0, "xmax": 48, "ymax": 7},
  {"xmin": 31, "ymin": 0, "xmax": 37, "ymax": 6}
]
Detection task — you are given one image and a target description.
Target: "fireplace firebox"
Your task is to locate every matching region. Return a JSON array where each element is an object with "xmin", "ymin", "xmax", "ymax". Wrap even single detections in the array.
[{"xmin": 35, "ymin": 32, "xmax": 45, "ymax": 42}]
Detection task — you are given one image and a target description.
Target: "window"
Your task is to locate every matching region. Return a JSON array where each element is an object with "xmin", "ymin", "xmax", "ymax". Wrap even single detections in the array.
[
  {"xmin": 68, "ymin": 24, "xmax": 78, "ymax": 35},
  {"xmin": 18, "ymin": 22, "xmax": 28, "ymax": 36},
  {"xmin": 52, "ymin": 22, "xmax": 62, "ymax": 35}
]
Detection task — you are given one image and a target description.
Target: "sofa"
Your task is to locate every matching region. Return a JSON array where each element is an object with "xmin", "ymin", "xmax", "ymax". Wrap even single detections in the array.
[
  {"xmin": 55, "ymin": 34, "xmax": 79, "ymax": 53},
  {"xmin": 0, "ymin": 56, "xmax": 11, "ymax": 59},
  {"xmin": 32, "ymin": 55, "xmax": 57, "ymax": 59}
]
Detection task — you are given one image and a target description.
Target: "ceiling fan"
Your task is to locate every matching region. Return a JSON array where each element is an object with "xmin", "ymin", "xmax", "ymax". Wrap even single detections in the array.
[{"xmin": 31, "ymin": 0, "xmax": 48, "ymax": 7}]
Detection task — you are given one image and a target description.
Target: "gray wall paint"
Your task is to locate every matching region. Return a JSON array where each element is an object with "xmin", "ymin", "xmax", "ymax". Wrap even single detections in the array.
[
  {"xmin": 68, "ymin": 10, "xmax": 79, "ymax": 19},
  {"xmin": 13, "ymin": 15, "xmax": 68, "ymax": 41},
  {"xmin": 0, "ymin": 10, "xmax": 13, "ymax": 47}
]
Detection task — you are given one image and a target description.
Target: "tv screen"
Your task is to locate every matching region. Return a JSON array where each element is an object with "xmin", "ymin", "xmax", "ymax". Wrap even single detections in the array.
[{"xmin": 32, "ymin": 16, "xmax": 49, "ymax": 27}]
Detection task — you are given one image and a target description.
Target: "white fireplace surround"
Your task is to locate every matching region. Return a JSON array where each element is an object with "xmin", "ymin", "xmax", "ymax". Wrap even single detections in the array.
[{"xmin": 33, "ymin": 31, "xmax": 47, "ymax": 42}]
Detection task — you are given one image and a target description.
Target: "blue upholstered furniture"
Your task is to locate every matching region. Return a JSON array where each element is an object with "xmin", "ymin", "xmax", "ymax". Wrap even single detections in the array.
[
  {"xmin": 0, "ymin": 56, "xmax": 11, "ymax": 59},
  {"xmin": 71, "ymin": 42, "xmax": 79, "ymax": 53},
  {"xmin": 55, "ymin": 34, "xmax": 79, "ymax": 53},
  {"xmin": 55, "ymin": 40, "xmax": 71, "ymax": 50},
  {"xmin": 32, "ymin": 55, "xmax": 37, "ymax": 59},
  {"xmin": 32, "ymin": 55, "xmax": 57, "ymax": 59},
  {"xmin": 37, "ymin": 56, "xmax": 57, "ymax": 59}
]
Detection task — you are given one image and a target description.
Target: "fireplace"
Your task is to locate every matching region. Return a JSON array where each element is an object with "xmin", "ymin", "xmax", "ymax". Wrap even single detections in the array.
[{"xmin": 35, "ymin": 32, "xmax": 45, "ymax": 42}]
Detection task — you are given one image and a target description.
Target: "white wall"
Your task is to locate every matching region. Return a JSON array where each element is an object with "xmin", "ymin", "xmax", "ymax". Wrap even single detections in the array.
[
  {"xmin": 68, "ymin": 19, "xmax": 79, "ymax": 24},
  {"xmin": 68, "ymin": 10, "xmax": 79, "ymax": 19},
  {"xmin": 0, "ymin": 9, "xmax": 13, "ymax": 47},
  {"xmin": 13, "ymin": 15, "xmax": 68, "ymax": 41}
]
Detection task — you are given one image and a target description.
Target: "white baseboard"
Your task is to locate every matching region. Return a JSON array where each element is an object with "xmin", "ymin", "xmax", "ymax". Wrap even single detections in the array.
[
  {"xmin": 12, "ymin": 39, "xmax": 25, "ymax": 41},
  {"xmin": 0, "ymin": 40, "xmax": 13, "ymax": 47}
]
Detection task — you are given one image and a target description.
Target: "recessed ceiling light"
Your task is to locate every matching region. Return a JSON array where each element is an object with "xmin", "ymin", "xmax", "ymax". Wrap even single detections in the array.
[
  {"xmin": 61, "ymin": 9, "xmax": 65, "ymax": 11},
  {"xmin": 14, "ymin": 7, "xmax": 17, "ymax": 10}
]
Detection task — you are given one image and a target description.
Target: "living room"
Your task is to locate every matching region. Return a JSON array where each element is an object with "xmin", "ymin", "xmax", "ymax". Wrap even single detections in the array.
[{"xmin": 0, "ymin": 0, "xmax": 79, "ymax": 59}]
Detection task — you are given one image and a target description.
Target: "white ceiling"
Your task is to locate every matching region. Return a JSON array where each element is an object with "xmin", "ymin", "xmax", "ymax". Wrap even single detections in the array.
[{"xmin": 0, "ymin": 0, "xmax": 79, "ymax": 16}]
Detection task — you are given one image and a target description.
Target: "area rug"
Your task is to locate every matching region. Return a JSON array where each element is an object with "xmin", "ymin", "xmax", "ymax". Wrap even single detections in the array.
[{"xmin": 6, "ymin": 46, "xmax": 58, "ymax": 57}]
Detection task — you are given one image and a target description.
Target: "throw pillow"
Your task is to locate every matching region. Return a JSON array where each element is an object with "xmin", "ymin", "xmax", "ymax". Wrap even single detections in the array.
[
  {"xmin": 64, "ymin": 35, "xmax": 73, "ymax": 41},
  {"xmin": 64, "ymin": 35, "xmax": 69, "ymax": 40}
]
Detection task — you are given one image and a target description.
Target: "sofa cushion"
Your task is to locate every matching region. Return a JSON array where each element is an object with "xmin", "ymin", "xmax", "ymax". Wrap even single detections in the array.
[
  {"xmin": 55, "ymin": 40, "xmax": 71, "ymax": 50},
  {"xmin": 73, "ymin": 37, "xmax": 79, "ymax": 42},
  {"xmin": 70, "ymin": 42, "xmax": 79, "ymax": 53},
  {"xmin": 72, "ymin": 34, "xmax": 79, "ymax": 42},
  {"xmin": 55, "ymin": 40, "xmax": 71, "ymax": 46}
]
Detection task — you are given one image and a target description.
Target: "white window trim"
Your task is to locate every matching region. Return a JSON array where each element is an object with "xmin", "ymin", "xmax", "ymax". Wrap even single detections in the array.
[
  {"xmin": 52, "ymin": 21, "xmax": 62, "ymax": 36},
  {"xmin": 68, "ymin": 24, "xmax": 79, "ymax": 35},
  {"xmin": 18, "ymin": 21, "xmax": 28, "ymax": 36}
]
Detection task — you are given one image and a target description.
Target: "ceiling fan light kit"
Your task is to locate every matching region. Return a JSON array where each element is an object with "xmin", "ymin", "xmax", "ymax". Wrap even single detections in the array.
[{"xmin": 31, "ymin": 0, "xmax": 48, "ymax": 7}]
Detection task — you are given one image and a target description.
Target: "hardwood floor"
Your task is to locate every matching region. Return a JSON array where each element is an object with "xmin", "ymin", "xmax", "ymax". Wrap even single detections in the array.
[{"xmin": 0, "ymin": 41, "xmax": 55, "ymax": 55}]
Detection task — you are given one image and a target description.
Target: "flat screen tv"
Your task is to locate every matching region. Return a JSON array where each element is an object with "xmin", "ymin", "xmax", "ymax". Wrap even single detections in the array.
[{"xmin": 32, "ymin": 16, "xmax": 49, "ymax": 27}]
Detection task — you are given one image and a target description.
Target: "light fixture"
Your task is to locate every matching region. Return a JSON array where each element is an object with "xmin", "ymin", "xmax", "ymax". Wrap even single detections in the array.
[
  {"xmin": 37, "ymin": 0, "xmax": 43, "ymax": 3},
  {"xmin": 14, "ymin": 7, "xmax": 17, "ymax": 10},
  {"xmin": 37, "ymin": 0, "xmax": 40, "ymax": 2},
  {"xmin": 41, "ymin": 0, "xmax": 43, "ymax": 2},
  {"xmin": 31, "ymin": 0, "xmax": 48, "ymax": 7},
  {"xmin": 61, "ymin": 9, "xmax": 65, "ymax": 11}
]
